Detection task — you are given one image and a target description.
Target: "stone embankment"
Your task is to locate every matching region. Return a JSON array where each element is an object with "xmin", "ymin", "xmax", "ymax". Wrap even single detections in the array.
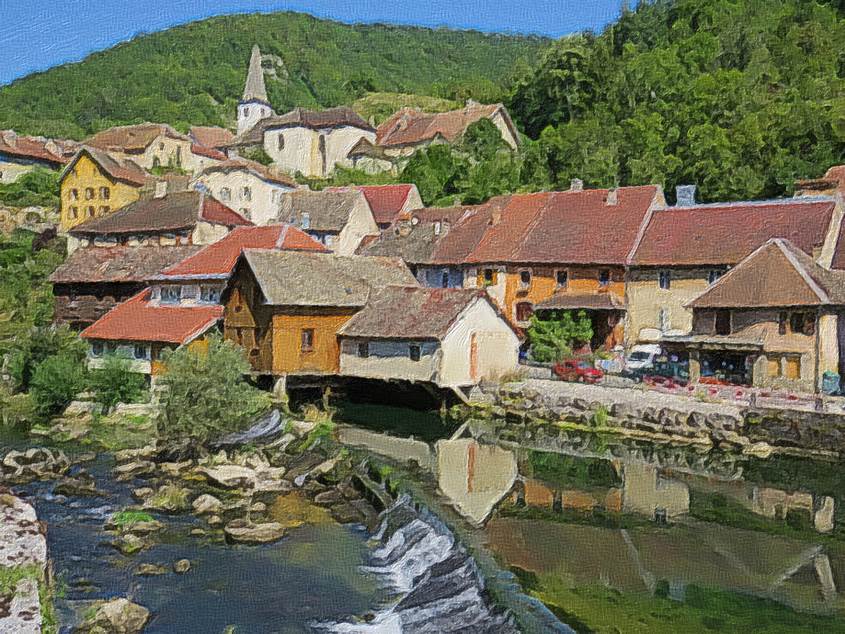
[
  {"xmin": 467, "ymin": 379, "xmax": 845, "ymax": 456},
  {"xmin": 0, "ymin": 490, "xmax": 48, "ymax": 634}
]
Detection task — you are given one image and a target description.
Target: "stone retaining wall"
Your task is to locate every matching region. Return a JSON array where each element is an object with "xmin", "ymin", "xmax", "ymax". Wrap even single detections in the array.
[
  {"xmin": 0, "ymin": 490, "xmax": 48, "ymax": 633},
  {"xmin": 469, "ymin": 379, "xmax": 845, "ymax": 456}
]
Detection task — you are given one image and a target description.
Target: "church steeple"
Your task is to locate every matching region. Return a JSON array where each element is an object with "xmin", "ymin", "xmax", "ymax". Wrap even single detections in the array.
[
  {"xmin": 242, "ymin": 45, "xmax": 269, "ymax": 104},
  {"xmin": 237, "ymin": 45, "xmax": 275, "ymax": 135}
]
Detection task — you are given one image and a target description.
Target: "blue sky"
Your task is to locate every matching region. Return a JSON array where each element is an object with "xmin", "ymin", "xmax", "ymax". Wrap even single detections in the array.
[{"xmin": 0, "ymin": 0, "xmax": 624, "ymax": 85}]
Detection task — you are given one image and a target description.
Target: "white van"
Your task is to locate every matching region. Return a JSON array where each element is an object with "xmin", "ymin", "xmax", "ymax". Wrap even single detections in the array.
[{"xmin": 625, "ymin": 344, "xmax": 662, "ymax": 371}]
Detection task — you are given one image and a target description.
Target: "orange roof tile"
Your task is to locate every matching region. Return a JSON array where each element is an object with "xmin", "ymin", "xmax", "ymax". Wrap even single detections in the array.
[{"xmin": 80, "ymin": 289, "xmax": 222, "ymax": 344}]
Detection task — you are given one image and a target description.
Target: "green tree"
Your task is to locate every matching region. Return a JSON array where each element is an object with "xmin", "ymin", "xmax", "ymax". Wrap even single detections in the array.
[
  {"xmin": 157, "ymin": 334, "xmax": 272, "ymax": 445},
  {"xmin": 29, "ymin": 352, "xmax": 88, "ymax": 417},
  {"xmin": 0, "ymin": 168, "xmax": 61, "ymax": 208},
  {"xmin": 527, "ymin": 311, "xmax": 593, "ymax": 363},
  {"xmin": 401, "ymin": 143, "xmax": 464, "ymax": 205},
  {"xmin": 88, "ymin": 355, "xmax": 148, "ymax": 413}
]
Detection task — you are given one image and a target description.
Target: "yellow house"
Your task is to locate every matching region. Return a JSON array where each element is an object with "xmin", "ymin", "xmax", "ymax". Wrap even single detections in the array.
[
  {"xmin": 223, "ymin": 249, "xmax": 416, "ymax": 376},
  {"xmin": 59, "ymin": 147, "xmax": 152, "ymax": 233}
]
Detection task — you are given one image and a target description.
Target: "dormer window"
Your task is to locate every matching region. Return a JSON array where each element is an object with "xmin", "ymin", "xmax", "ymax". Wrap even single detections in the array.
[
  {"xmin": 300, "ymin": 212, "xmax": 311, "ymax": 229},
  {"xmin": 200, "ymin": 286, "xmax": 221, "ymax": 303},
  {"xmin": 220, "ymin": 187, "xmax": 231, "ymax": 202},
  {"xmin": 161, "ymin": 286, "xmax": 181, "ymax": 304}
]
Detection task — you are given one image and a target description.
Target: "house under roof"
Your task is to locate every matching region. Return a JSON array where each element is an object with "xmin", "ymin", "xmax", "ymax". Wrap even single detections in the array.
[
  {"xmin": 197, "ymin": 158, "xmax": 297, "ymax": 188},
  {"xmin": 62, "ymin": 147, "xmax": 152, "ymax": 188},
  {"xmin": 229, "ymin": 106, "xmax": 373, "ymax": 147},
  {"xmin": 0, "ymin": 130, "xmax": 74, "ymax": 167},
  {"xmin": 158, "ymin": 224, "xmax": 326, "ymax": 280},
  {"xmin": 688, "ymin": 238, "xmax": 845, "ymax": 309},
  {"xmin": 338, "ymin": 286, "xmax": 495, "ymax": 340},
  {"xmin": 68, "ymin": 190, "xmax": 251, "ymax": 237},
  {"xmin": 190, "ymin": 126, "xmax": 235, "ymax": 149},
  {"xmin": 327, "ymin": 184, "xmax": 419, "ymax": 226},
  {"xmin": 240, "ymin": 249, "xmax": 417, "ymax": 307}
]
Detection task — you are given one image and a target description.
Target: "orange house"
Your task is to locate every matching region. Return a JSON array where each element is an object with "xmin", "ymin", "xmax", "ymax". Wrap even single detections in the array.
[
  {"xmin": 449, "ymin": 185, "xmax": 664, "ymax": 349},
  {"xmin": 223, "ymin": 249, "xmax": 417, "ymax": 375}
]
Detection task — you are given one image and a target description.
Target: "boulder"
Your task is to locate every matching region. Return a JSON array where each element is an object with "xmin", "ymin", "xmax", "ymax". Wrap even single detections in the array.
[
  {"xmin": 223, "ymin": 520, "xmax": 286, "ymax": 544},
  {"xmin": 54, "ymin": 474, "xmax": 101, "ymax": 497},
  {"xmin": 75, "ymin": 598, "xmax": 150, "ymax": 634},
  {"xmin": 142, "ymin": 484, "xmax": 190, "ymax": 513},
  {"xmin": 313, "ymin": 489, "xmax": 344, "ymax": 507},
  {"xmin": 289, "ymin": 420, "xmax": 318, "ymax": 437},
  {"xmin": 192, "ymin": 494, "xmax": 223, "ymax": 515},
  {"xmin": 159, "ymin": 461, "xmax": 193, "ymax": 477},
  {"xmin": 113, "ymin": 461, "xmax": 156, "ymax": 482},
  {"xmin": 135, "ymin": 563, "xmax": 168, "ymax": 577},
  {"xmin": 743, "ymin": 441, "xmax": 774, "ymax": 459},
  {"xmin": 1, "ymin": 447, "xmax": 70, "ymax": 482},
  {"xmin": 63, "ymin": 400, "xmax": 101, "ymax": 418},
  {"xmin": 114, "ymin": 445, "xmax": 157, "ymax": 463},
  {"xmin": 197, "ymin": 465, "xmax": 257, "ymax": 489},
  {"xmin": 112, "ymin": 534, "xmax": 146, "ymax": 556},
  {"xmin": 173, "ymin": 559, "xmax": 191, "ymax": 574}
]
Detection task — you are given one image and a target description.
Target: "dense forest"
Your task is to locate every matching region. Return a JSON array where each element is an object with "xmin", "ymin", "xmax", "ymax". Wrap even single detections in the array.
[
  {"xmin": 508, "ymin": 0, "xmax": 845, "ymax": 202},
  {"xmin": 0, "ymin": 11, "xmax": 545, "ymax": 139}
]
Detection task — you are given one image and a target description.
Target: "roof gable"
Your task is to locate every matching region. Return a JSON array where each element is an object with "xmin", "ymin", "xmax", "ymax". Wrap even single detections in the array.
[{"xmin": 688, "ymin": 239, "xmax": 845, "ymax": 309}]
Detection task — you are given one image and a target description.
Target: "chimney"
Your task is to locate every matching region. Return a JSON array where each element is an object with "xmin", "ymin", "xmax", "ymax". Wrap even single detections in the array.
[
  {"xmin": 676, "ymin": 184, "xmax": 697, "ymax": 207},
  {"xmin": 489, "ymin": 209, "xmax": 502, "ymax": 226},
  {"xmin": 570, "ymin": 178, "xmax": 584, "ymax": 192},
  {"xmin": 2, "ymin": 130, "xmax": 17, "ymax": 148},
  {"xmin": 154, "ymin": 180, "xmax": 168, "ymax": 199},
  {"xmin": 606, "ymin": 188, "xmax": 618, "ymax": 206}
]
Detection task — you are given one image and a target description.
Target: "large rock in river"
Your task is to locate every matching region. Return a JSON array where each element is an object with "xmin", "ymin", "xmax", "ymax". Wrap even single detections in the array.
[
  {"xmin": 75, "ymin": 597, "xmax": 150, "ymax": 633},
  {"xmin": 224, "ymin": 519, "xmax": 286, "ymax": 544}
]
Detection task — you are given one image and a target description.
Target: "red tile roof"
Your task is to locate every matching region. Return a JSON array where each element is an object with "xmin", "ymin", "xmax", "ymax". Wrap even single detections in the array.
[
  {"xmin": 160, "ymin": 224, "xmax": 326, "ymax": 279},
  {"xmin": 190, "ymin": 144, "xmax": 227, "ymax": 161},
  {"xmin": 429, "ymin": 186, "xmax": 659, "ymax": 266},
  {"xmin": 190, "ymin": 126, "xmax": 235, "ymax": 149},
  {"xmin": 80, "ymin": 289, "xmax": 222, "ymax": 344},
  {"xmin": 630, "ymin": 198, "xmax": 836, "ymax": 267},
  {"xmin": 327, "ymin": 184, "xmax": 416, "ymax": 225},
  {"xmin": 0, "ymin": 131, "xmax": 71, "ymax": 166},
  {"xmin": 376, "ymin": 104, "xmax": 509, "ymax": 147}
]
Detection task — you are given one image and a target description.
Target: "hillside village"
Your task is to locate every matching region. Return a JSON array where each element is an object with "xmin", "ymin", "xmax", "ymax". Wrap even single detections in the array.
[{"xmin": 2, "ymin": 42, "xmax": 845, "ymax": 404}]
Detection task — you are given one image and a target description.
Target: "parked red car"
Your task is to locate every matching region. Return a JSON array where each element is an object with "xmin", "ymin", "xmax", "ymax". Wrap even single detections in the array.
[{"xmin": 553, "ymin": 359, "xmax": 604, "ymax": 384}]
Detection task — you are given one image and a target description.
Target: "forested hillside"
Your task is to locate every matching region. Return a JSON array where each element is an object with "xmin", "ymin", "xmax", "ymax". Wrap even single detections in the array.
[
  {"xmin": 0, "ymin": 11, "xmax": 545, "ymax": 139},
  {"xmin": 509, "ymin": 0, "xmax": 845, "ymax": 202}
]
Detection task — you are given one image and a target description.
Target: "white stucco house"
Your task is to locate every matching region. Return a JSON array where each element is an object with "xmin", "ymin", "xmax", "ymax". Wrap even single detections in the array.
[
  {"xmin": 192, "ymin": 159, "xmax": 298, "ymax": 226},
  {"xmin": 338, "ymin": 286, "xmax": 519, "ymax": 388}
]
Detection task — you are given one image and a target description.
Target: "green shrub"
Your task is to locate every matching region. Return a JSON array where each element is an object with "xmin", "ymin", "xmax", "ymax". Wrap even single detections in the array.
[
  {"xmin": 157, "ymin": 334, "xmax": 271, "ymax": 445},
  {"xmin": 0, "ymin": 168, "xmax": 60, "ymax": 208},
  {"xmin": 88, "ymin": 355, "xmax": 147, "ymax": 413},
  {"xmin": 29, "ymin": 352, "xmax": 87, "ymax": 417},
  {"xmin": 0, "ymin": 388, "xmax": 37, "ymax": 428},
  {"xmin": 527, "ymin": 310, "xmax": 593, "ymax": 363}
]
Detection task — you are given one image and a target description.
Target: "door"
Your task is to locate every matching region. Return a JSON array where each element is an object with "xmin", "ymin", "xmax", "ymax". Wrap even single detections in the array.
[{"xmin": 470, "ymin": 333, "xmax": 479, "ymax": 382}]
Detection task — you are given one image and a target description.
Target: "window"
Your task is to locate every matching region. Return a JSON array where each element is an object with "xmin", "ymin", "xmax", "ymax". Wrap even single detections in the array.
[
  {"xmin": 789, "ymin": 312, "xmax": 814, "ymax": 335},
  {"xmin": 357, "ymin": 342, "xmax": 369, "ymax": 358},
  {"xmin": 99, "ymin": 186, "xmax": 110, "ymax": 200},
  {"xmin": 785, "ymin": 356, "xmax": 801, "ymax": 379},
  {"xmin": 220, "ymin": 187, "xmax": 231, "ymax": 202},
  {"xmin": 599, "ymin": 269, "xmax": 611, "ymax": 286},
  {"xmin": 301, "ymin": 329, "xmax": 314, "ymax": 352},
  {"xmin": 70, "ymin": 206, "xmax": 79, "ymax": 219},
  {"xmin": 133, "ymin": 344, "xmax": 150, "ymax": 361},
  {"xmin": 86, "ymin": 206, "xmax": 95, "ymax": 217},
  {"xmin": 242, "ymin": 186, "xmax": 252, "ymax": 201},
  {"xmin": 516, "ymin": 302, "xmax": 534, "ymax": 323},
  {"xmin": 434, "ymin": 221, "xmax": 442, "ymax": 235},
  {"xmin": 481, "ymin": 268, "xmax": 497, "ymax": 286},
  {"xmin": 519, "ymin": 269, "xmax": 532, "ymax": 289},
  {"xmin": 441, "ymin": 270, "xmax": 450, "ymax": 289},
  {"xmin": 715, "ymin": 310, "xmax": 731, "ymax": 335},
  {"xmin": 70, "ymin": 188, "xmax": 79, "ymax": 200},
  {"xmin": 300, "ymin": 212, "xmax": 311, "ymax": 229},
  {"xmin": 324, "ymin": 235, "xmax": 335, "ymax": 248},
  {"xmin": 98, "ymin": 206, "xmax": 110, "ymax": 215},
  {"xmin": 778, "ymin": 311, "xmax": 787, "ymax": 335},
  {"xmin": 556, "ymin": 269, "xmax": 568, "ymax": 288},
  {"xmin": 271, "ymin": 190, "xmax": 281, "ymax": 203},
  {"xmin": 658, "ymin": 307, "xmax": 671, "ymax": 332},
  {"xmin": 244, "ymin": 107, "xmax": 250, "ymax": 117},
  {"xmin": 708, "ymin": 269, "xmax": 722, "ymax": 285},
  {"xmin": 91, "ymin": 341, "xmax": 104, "ymax": 357},
  {"xmin": 767, "ymin": 357, "xmax": 781, "ymax": 377},
  {"xmin": 85, "ymin": 187, "xmax": 95, "ymax": 200},
  {"xmin": 409, "ymin": 344, "xmax": 421, "ymax": 362},
  {"xmin": 278, "ymin": 134, "xmax": 285, "ymax": 150},
  {"xmin": 161, "ymin": 286, "xmax": 181, "ymax": 304},
  {"xmin": 152, "ymin": 157, "xmax": 161, "ymax": 168},
  {"xmin": 658, "ymin": 270, "xmax": 671, "ymax": 290},
  {"xmin": 200, "ymin": 286, "xmax": 221, "ymax": 303}
]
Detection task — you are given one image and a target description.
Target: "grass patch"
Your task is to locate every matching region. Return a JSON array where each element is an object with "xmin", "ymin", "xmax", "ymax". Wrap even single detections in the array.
[
  {"xmin": 110, "ymin": 510, "xmax": 155, "ymax": 529},
  {"xmin": 523, "ymin": 577, "xmax": 845, "ymax": 634},
  {"xmin": 0, "ymin": 564, "xmax": 57, "ymax": 633},
  {"xmin": 85, "ymin": 411, "xmax": 154, "ymax": 451}
]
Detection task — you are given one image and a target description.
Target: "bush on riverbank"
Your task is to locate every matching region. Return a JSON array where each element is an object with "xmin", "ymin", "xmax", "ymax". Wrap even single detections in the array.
[
  {"xmin": 88, "ymin": 355, "xmax": 148, "ymax": 413},
  {"xmin": 156, "ymin": 334, "xmax": 272, "ymax": 446},
  {"xmin": 29, "ymin": 351, "xmax": 87, "ymax": 417}
]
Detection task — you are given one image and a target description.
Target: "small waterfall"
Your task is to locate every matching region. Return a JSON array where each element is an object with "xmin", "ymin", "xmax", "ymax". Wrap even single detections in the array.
[{"xmin": 317, "ymin": 495, "xmax": 518, "ymax": 633}]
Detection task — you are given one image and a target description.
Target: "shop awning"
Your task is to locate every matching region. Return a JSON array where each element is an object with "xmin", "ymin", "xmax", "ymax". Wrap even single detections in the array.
[{"xmin": 535, "ymin": 293, "xmax": 625, "ymax": 311}]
